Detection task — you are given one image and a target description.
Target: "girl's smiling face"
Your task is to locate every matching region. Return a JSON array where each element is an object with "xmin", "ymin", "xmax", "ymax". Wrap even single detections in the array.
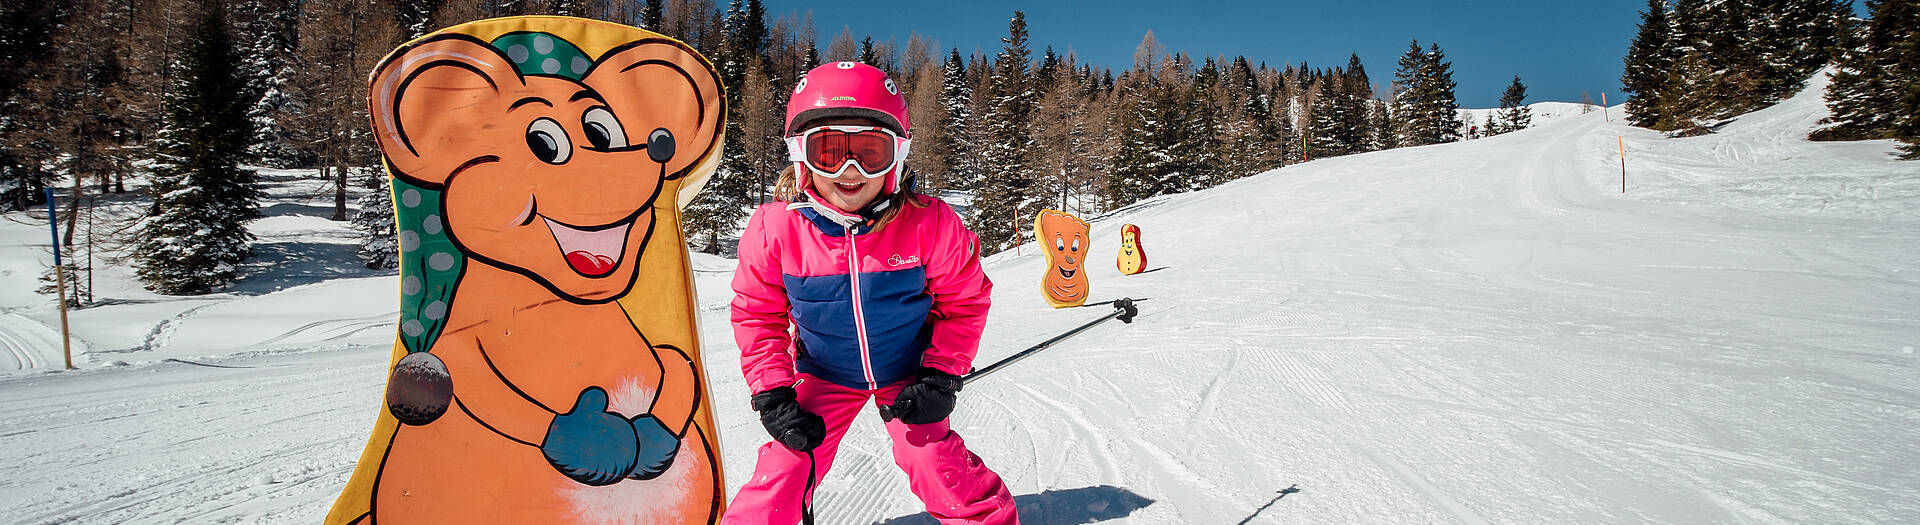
[{"xmin": 803, "ymin": 117, "xmax": 889, "ymax": 212}]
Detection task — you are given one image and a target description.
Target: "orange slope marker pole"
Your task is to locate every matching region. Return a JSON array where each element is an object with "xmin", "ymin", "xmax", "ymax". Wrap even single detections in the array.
[
  {"xmin": 1619, "ymin": 136, "xmax": 1628, "ymax": 193},
  {"xmin": 1602, "ymin": 92, "xmax": 1610, "ymax": 122}
]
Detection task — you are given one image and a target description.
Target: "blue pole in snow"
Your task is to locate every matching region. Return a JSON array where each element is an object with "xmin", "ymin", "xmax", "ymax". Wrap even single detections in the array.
[
  {"xmin": 45, "ymin": 188, "xmax": 74, "ymax": 369},
  {"xmin": 46, "ymin": 188, "xmax": 61, "ymax": 270}
]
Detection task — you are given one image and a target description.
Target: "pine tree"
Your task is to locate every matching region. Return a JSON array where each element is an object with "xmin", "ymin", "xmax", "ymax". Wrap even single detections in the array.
[
  {"xmin": 394, "ymin": 0, "xmax": 435, "ymax": 37},
  {"xmin": 1368, "ymin": 99, "xmax": 1395, "ymax": 150},
  {"xmin": 1818, "ymin": 0, "xmax": 1919, "ymax": 146},
  {"xmin": 684, "ymin": 0, "xmax": 764, "ymax": 254},
  {"xmin": 927, "ymin": 49, "xmax": 973, "ymax": 192},
  {"xmin": 1892, "ymin": 1, "xmax": 1920, "ymax": 158},
  {"xmin": 1657, "ymin": 50, "xmax": 1713, "ymax": 136},
  {"xmin": 1346, "ymin": 57, "xmax": 1376, "ymax": 152},
  {"xmin": 1223, "ymin": 56, "xmax": 1281, "ymax": 177},
  {"xmin": 353, "ymin": 173, "xmax": 399, "ymax": 269},
  {"xmin": 1392, "ymin": 41, "xmax": 1461, "ymax": 146},
  {"xmin": 243, "ymin": 0, "xmax": 307, "ymax": 168},
  {"xmin": 1306, "ymin": 72, "xmax": 1365, "ymax": 158},
  {"xmin": 134, "ymin": 3, "xmax": 262, "ymax": 295},
  {"xmin": 1421, "ymin": 44, "xmax": 1462, "ymax": 144},
  {"xmin": 1105, "ymin": 71, "xmax": 1171, "ymax": 206},
  {"xmin": 1497, "ymin": 75, "xmax": 1531, "ymax": 133},
  {"xmin": 641, "ymin": 0, "xmax": 663, "ymax": 30},
  {"xmin": 1176, "ymin": 58, "xmax": 1227, "ymax": 188},
  {"xmin": 971, "ymin": 11, "xmax": 1042, "ymax": 251},
  {"xmin": 1272, "ymin": 70, "xmax": 1303, "ymax": 165},
  {"xmin": 1621, "ymin": 0, "xmax": 1672, "ymax": 128},
  {"xmin": 952, "ymin": 50, "xmax": 995, "ymax": 195}
]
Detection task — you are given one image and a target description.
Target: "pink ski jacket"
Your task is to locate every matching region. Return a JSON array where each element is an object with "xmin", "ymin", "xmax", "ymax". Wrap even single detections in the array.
[{"xmin": 731, "ymin": 195, "xmax": 992, "ymax": 393}]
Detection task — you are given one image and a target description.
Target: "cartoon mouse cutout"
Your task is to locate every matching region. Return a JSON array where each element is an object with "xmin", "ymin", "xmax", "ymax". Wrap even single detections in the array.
[{"xmin": 329, "ymin": 18, "xmax": 726, "ymax": 525}]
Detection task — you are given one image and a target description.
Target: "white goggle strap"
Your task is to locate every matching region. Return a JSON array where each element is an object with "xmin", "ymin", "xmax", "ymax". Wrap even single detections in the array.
[{"xmin": 785, "ymin": 136, "xmax": 807, "ymax": 164}]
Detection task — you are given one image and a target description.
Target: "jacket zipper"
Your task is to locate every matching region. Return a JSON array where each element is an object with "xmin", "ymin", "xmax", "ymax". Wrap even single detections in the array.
[{"xmin": 846, "ymin": 225, "xmax": 876, "ymax": 389}]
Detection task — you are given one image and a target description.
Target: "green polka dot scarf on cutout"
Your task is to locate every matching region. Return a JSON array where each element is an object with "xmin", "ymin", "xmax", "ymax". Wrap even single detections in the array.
[{"xmin": 394, "ymin": 32, "xmax": 591, "ymax": 355}]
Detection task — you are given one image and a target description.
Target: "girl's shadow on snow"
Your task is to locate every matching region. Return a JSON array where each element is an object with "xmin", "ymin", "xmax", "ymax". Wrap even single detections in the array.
[{"xmin": 874, "ymin": 485, "xmax": 1153, "ymax": 525}]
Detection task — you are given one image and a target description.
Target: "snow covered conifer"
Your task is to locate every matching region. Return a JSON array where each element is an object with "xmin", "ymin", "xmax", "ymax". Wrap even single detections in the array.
[
  {"xmin": 134, "ymin": 4, "xmax": 262, "ymax": 294},
  {"xmin": 1656, "ymin": 51, "xmax": 1714, "ymax": 136},
  {"xmin": 1818, "ymin": 0, "xmax": 1919, "ymax": 151},
  {"xmin": 1497, "ymin": 75, "xmax": 1531, "ymax": 134},
  {"xmin": 1392, "ymin": 41, "xmax": 1462, "ymax": 146},
  {"xmin": 1306, "ymin": 74, "xmax": 1365, "ymax": 158},
  {"xmin": 352, "ymin": 174, "xmax": 398, "ymax": 270},
  {"xmin": 1369, "ymin": 100, "xmax": 1395, "ymax": 150},
  {"xmin": 684, "ymin": 0, "xmax": 766, "ymax": 254},
  {"xmin": 931, "ymin": 49, "xmax": 974, "ymax": 192},
  {"xmin": 971, "ymin": 11, "xmax": 1042, "ymax": 251},
  {"xmin": 1621, "ymin": 0, "xmax": 1673, "ymax": 128},
  {"xmin": 242, "ymin": 0, "xmax": 307, "ymax": 168}
]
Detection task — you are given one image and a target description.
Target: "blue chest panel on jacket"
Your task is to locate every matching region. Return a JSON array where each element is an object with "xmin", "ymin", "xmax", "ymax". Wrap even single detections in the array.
[{"xmin": 783, "ymin": 266, "xmax": 933, "ymax": 389}]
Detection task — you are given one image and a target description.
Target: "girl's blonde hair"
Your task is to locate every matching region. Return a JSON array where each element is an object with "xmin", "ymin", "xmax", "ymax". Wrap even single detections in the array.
[{"xmin": 774, "ymin": 164, "xmax": 927, "ymax": 232}]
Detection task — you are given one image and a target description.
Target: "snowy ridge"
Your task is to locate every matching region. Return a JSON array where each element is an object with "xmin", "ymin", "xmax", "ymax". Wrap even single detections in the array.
[
  {"xmin": 0, "ymin": 78, "xmax": 1916, "ymax": 523},
  {"xmin": 1460, "ymin": 101, "xmax": 1612, "ymax": 131}
]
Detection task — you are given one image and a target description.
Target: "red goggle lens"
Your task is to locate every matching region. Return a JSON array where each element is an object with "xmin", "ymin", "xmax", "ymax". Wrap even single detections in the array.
[{"xmin": 803, "ymin": 129, "xmax": 895, "ymax": 175}]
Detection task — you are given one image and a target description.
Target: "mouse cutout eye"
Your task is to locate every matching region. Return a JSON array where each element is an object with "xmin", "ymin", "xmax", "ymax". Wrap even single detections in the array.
[
  {"xmin": 527, "ymin": 118, "xmax": 572, "ymax": 164},
  {"xmin": 1071, "ymin": 238, "xmax": 1080, "ymax": 252},
  {"xmin": 1055, "ymin": 238, "xmax": 1065, "ymax": 251},
  {"xmin": 581, "ymin": 107, "xmax": 627, "ymax": 150}
]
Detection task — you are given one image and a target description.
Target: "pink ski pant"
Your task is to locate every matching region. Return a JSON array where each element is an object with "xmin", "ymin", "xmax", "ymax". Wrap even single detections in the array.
[{"xmin": 722, "ymin": 374, "xmax": 1018, "ymax": 525}]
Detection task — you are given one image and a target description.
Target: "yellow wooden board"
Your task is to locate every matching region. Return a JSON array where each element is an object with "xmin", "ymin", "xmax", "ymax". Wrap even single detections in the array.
[{"xmin": 327, "ymin": 16, "xmax": 727, "ymax": 524}]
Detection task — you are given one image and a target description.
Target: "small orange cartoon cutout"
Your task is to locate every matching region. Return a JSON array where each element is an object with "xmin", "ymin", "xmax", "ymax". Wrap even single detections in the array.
[
  {"xmin": 1116, "ymin": 224, "xmax": 1146, "ymax": 275},
  {"xmin": 1036, "ymin": 209, "xmax": 1090, "ymax": 308},
  {"xmin": 327, "ymin": 16, "xmax": 727, "ymax": 525}
]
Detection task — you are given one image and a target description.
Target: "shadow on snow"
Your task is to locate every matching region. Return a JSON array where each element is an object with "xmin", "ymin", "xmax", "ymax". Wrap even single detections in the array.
[{"xmin": 873, "ymin": 485, "xmax": 1153, "ymax": 525}]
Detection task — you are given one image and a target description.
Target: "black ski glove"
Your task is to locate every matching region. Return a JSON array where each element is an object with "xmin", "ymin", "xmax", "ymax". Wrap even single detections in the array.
[
  {"xmin": 886, "ymin": 367, "xmax": 963, "ymax": 425},
  {"xmin": 752, "ymin": 386, "xmax": 826, "ymax": 451}
]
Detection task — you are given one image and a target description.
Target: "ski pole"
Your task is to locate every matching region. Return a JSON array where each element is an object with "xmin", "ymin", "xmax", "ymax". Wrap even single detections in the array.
[
  {"xmin": 963, "ymin": 297, "xmax": 1137, "ymax": 386},
  {"xmin": 881, "ymin": 298, "xmax": 1138, "ymax": 421}
]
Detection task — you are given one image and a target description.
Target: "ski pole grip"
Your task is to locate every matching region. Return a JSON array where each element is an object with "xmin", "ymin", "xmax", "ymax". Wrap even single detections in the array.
[{"xmin": 1115, "ymin": 297, "xmax": 1137, "ymax": 323}]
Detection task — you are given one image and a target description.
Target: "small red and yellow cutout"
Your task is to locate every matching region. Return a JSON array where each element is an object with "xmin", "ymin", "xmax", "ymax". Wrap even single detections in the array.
[{"xmin": 1116, "ymin": 223, "xmax": 1147, "ymax": 275}]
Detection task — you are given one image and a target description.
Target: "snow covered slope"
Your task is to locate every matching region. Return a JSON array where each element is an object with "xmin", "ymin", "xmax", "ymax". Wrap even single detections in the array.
[
  {"xmin": 1461, "ymin": 100, "xmax": 1608, "ymax": 132},
  {"xmin": 0, "ymin": 76, "xmax": 1915, "ymax": 524}
]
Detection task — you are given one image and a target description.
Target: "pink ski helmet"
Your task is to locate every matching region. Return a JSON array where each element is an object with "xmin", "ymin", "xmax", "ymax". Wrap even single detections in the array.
[{"xmin": 786, "ymin": 62, "xmax": 912, "ymax": 196}]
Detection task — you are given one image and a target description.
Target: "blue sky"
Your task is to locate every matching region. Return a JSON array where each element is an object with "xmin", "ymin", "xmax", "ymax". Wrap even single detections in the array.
[{"xmin": 760, "ymin": 1, "xmax": 1853, "ymax": 108}]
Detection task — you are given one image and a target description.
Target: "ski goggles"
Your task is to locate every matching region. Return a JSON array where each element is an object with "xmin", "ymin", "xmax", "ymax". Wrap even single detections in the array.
[{"xmin": 785, "ymin": 125, "xmax": 911, "ymax": 178}]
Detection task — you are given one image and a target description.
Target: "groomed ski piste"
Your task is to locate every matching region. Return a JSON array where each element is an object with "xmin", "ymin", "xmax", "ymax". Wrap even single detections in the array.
[{"xmin": 1, "ymin": 73, "xmax": 1915, "ymax": 523}]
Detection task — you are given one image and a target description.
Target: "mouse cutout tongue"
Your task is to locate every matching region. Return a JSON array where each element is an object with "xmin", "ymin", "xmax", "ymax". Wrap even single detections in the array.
[{"xmin": 542, "ymin": 217, "xmax": 631, "ymax": 277}]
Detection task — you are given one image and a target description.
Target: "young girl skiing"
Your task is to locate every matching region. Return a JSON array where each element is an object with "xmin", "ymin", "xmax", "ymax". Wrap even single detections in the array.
[{"xmin": 723, "ymin": 62, "xmax": 1018, "ymax": 525}]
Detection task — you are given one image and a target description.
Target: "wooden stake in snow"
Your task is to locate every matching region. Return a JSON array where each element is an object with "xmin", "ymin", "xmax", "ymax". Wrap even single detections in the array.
[{"xmin": 44, "ymin": 188, "xmax": 74, "ymax": 370}]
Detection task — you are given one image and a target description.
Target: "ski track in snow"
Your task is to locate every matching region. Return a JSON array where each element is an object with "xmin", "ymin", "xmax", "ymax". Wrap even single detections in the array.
[
  {"xmin": 0, "ymin": 313, "xmax": 59, "ymax": 371},
  {"xmin": 1, "ymin": 82, "xmax": 1918, "ymax": 524},
  {"xmin": 0, "ymin": 346, "xmax": 386, "ymax": 524}
]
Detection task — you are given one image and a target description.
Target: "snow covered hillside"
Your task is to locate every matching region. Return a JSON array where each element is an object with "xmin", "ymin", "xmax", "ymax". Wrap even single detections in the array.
[
  {"xmin": 1461, "ymin": 100, "xmax": 1605, "ymax": 132},
  {"xmin": 0, "ymin": 76, "xmax": 1915, "ymax": 524}
]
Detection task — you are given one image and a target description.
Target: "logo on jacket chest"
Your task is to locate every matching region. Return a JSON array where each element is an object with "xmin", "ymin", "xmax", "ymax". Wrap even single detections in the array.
[{"xmin": 886, "ymin": 254, "xmax": 921, "ymax": 267}]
